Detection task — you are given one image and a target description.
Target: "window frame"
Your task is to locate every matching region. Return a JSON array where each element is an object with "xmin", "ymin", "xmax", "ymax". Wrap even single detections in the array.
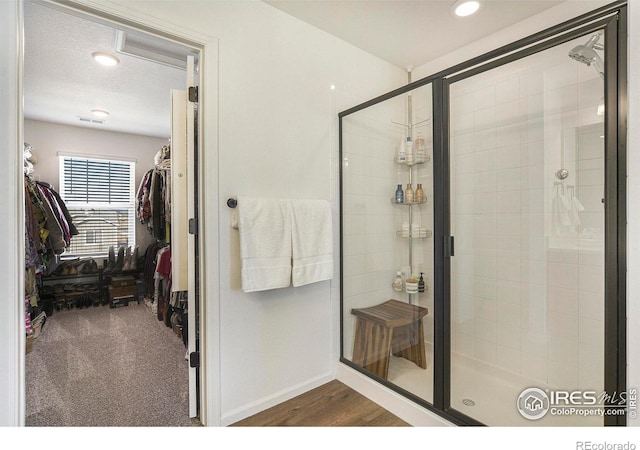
[{"xmin": 58, "ymin": 154, "xmax": 136, "ymax": 259}]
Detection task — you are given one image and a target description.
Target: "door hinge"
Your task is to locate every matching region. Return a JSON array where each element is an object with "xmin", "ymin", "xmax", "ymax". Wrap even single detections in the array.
[
  {"xmin": 189, "ymin": 218, "xmax": 198, "ymax": 235},
  {"xmin": 189, "ymin": 351, "xmax": 200, "ymax": 368},
  {"xmin": 188, "ymin": 86, "xmax": 198, "ymax": 103}
]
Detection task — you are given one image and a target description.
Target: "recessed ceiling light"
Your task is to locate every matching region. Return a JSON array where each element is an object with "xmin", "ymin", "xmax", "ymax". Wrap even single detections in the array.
[
  {"xmin": 91, "ymin": 109, "xmax": 110, "ymax": 118},
  {"xmin": 92, "ymin": 52, "xmax": 120, "ymax": 66},
  {"xmin": 452, "ymin": 0, "xmax": 481, "ymax": 17}
]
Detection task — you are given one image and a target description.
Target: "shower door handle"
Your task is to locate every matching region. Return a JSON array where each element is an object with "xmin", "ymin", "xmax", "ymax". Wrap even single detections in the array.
[{"xmin": 445, "ymin": 236, "xmax": 455, "ymax": 257}]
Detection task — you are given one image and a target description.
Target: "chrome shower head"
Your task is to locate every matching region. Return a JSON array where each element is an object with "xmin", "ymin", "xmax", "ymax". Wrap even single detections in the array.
[{"xmin": 568, "ymin": 33, "xmax": 604, "ymax": 79}]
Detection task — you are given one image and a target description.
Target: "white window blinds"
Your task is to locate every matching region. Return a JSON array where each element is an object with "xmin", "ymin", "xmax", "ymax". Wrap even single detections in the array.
[
  {"xmin": 62, "ymin": 157, "xmax": 133, "ymax": 204},
  {"xmin": 59, "ymin": 156, "xmax": 136, "ymax": 258}
]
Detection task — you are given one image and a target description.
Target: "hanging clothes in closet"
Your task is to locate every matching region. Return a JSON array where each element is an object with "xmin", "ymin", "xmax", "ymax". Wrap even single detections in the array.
[
  {"xmin": 155, "ymin": 245, "xmax": 172, "ymax": 323},
  {"xmin": 137, "ymin": 144, "xmax": 171, "ymax": 241},
  {"xmin": 23, "ymin": 143, "xmax": 78, "ymax": 346},
  {"xmin": 143, "ymin": 242, "xmax": 164, "ymax": 305},
  {"xmin": 24, "ymin": 154, "xmax": 78, "ymax": 265},
  {"xmin": 155, "ymin": 244, "xmax": 188, "ymax": 346},
  {"xmin": 135, "ymin": 143, "xmax": 188, "ymax": 347}
]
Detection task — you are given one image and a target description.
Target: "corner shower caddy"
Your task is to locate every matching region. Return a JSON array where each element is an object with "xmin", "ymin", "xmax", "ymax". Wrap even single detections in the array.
[{"xmin": 393, "ymin": 69, "xmax": 432, "ymax": 304}]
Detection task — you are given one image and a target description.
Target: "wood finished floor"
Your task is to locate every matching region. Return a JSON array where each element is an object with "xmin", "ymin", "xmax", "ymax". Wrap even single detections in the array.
[{"xmin": 230, "ymin": 380, "xmax": 409, "ymax": 427}]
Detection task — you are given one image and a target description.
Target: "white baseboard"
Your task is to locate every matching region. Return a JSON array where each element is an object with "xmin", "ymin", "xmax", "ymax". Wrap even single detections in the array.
[
  {"xmin": 336, "ymin": 363, "xmax": 455, "ymax": 427},
  {"xmin": 221, "ymin": 372, "xmax": 334, "ymax": 426}
]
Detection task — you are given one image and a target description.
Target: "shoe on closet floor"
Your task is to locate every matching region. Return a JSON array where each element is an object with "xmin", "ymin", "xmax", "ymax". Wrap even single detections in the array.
[
  {"xmin": 113, "ymin": 246, "xmax": 125, "ymax": 272},
  {"xmin": 80, "ymin": 259, "xmax": 94, "ymax": 274},
  {"xmin": 122, "ymin": 246, "xmax": 132, "ymax": 271},
  {"xmin": 104, "ymin": 246, "xmax": 116, "ymax": 273},
  {"xmin": 132, "ymin": 246, "xmax": 139, "ymax": 271}
]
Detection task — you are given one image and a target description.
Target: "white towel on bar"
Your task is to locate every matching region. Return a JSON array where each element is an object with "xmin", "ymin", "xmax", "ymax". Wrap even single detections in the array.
[
  {"xmin": 289, "ymin": 199, "xmax": 334, "ymax": 287},
  {"xmin": 238, "ymin": 196, "xmax": 292, "ymax": 293}
]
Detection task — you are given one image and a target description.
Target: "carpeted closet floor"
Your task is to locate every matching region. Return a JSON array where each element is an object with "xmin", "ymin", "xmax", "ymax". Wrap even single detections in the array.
[{"xmin": 25, "ymin": 302, "xmax": 196, "ymax": 427}]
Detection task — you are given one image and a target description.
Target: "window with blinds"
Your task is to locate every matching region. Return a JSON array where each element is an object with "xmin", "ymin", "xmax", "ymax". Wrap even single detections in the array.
[{"xmin": 59, "ymin": 156, "xmax": 136, "ymax": 258}]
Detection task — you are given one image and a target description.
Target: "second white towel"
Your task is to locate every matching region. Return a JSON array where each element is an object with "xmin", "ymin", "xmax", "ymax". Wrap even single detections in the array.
[{"xmin": 290, "ymin": 199, "xmax": 334, "ymax": 287}]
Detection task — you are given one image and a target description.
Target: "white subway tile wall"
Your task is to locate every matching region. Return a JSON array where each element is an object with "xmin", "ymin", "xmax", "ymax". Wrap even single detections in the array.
[{"xmin": 450, "ymin": 36, "xmax": 605, "ymax": 397}]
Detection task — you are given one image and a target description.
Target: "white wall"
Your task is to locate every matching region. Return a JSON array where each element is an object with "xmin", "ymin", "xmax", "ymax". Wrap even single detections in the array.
[
  {"xmin": 24, "ymin": 119, "xmax": 166, "ymax": 255},
  {"xmin": 74, "ymin": 0, "xmax": 405, "ymax": 426}
]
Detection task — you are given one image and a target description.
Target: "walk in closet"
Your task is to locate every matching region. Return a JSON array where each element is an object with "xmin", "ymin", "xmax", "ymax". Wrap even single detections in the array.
[{"xmin": 22, "ymin": 2, "xmax": 200, "ymax": 426}]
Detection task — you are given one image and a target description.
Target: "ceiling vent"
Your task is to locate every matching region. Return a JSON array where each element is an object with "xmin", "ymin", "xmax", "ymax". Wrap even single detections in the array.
[
  {"xmin": 78, "ymin": 116, "xmax": 105, "ymax": 125},
  {"xmin": 115, "ymin": 30, "xmax": 195, "ymax": 70}
]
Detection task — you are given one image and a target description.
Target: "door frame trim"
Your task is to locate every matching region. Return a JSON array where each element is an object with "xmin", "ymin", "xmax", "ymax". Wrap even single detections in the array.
[{"xmin": 18, "ymin": 0, "xmax": 220, "ymax": 426}]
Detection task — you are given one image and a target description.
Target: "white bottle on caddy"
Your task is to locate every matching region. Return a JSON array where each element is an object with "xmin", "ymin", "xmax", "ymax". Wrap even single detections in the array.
[
  {"xmin": 392, "ymin": 271, "xmax": 403, "ymax": 292},
  {"xmin": 397, "ymin": 138, "xmax": 406, "ymax": 163},
  {"xmin": 405, "ymin": 136, "xmax": 413, "ymax": 164}
]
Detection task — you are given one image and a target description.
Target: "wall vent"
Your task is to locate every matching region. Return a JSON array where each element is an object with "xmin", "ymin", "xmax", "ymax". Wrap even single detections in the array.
[
  {"xmin": 78, "ymin": 116, "xmax": 105, "ymax": 125},
  {"xmin": 115, "ymin": 30, "xmax": 195, "ymax": 71}
]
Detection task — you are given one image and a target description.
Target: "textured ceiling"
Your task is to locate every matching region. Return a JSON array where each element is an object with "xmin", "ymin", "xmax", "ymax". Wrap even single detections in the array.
[
  {"xmin": 24, "ymin": 2, "xmax": 191, "ymax": 138},
  {"xmin": 263, "ymin": 0, "xmax": 565, "ymax": 69}
]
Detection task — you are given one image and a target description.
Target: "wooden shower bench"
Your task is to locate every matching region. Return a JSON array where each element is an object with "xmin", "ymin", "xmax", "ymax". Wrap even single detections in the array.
[{"xmin": 351, "ymin": 299, "xmax": 428, "ymax": 380}]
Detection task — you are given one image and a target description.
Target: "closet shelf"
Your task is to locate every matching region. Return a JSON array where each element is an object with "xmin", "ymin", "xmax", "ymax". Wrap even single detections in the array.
[{"xmin": 41, "ymin": 273, "xmax": 100, "ymax": 280}]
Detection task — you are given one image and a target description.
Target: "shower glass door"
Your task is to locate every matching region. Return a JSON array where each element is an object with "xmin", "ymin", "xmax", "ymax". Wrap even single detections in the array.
[
  {"xmin": 448, "ymin": 31, "xmax": 607, "ymax": 426},
  {"xmin": 341, "ymin": 83, "xmax": 434, "ymax": 405}
]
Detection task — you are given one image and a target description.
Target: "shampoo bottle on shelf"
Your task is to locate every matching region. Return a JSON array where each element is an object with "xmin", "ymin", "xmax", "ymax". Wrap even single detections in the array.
[
  {"xmin": 411, "ymin": 222, "xmax": 420, "ymax": 238},
  {"xmin": 415, "ymin": 132, "xmax": 426, "ymax": 162},
  {"xmin": 395, "ymin": 184, "xmax": 404, "ymax": 203},
  {"xmin": 415, "ymin": 183, "xmax": 424, "ymax": 203},
  {"xmin": 397, "ymin": 139, "xmax": 406, "ymax": 163},
  {"xmin": 402, "ymin": 221, "xmax": 410, "ymax": 237},
  {"xmin": 418, "ymin": 272, "xmax": 425, "ymax": 293},
  {"xmin": 405, "ymin": 183, "xmax": 414, "ymax": 204},
  {"xmin": 393, "ymin": 271, "xmax": 403, "ymax": 292}
]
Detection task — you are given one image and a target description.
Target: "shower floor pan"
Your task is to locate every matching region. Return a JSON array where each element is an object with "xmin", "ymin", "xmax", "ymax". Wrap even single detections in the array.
[{"xmin": 386, "ymin": 349, "xmax": 601, "ymax": 426}]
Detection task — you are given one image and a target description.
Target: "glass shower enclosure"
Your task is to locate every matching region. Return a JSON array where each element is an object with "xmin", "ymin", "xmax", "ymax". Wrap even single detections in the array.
[
  {"xmin": 339, "ymin": 2, "xmax": 626, "ymax": 427},
  {"xmin": 341, "ymin": 81, "xmax": 435, "ymax": 403}
]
